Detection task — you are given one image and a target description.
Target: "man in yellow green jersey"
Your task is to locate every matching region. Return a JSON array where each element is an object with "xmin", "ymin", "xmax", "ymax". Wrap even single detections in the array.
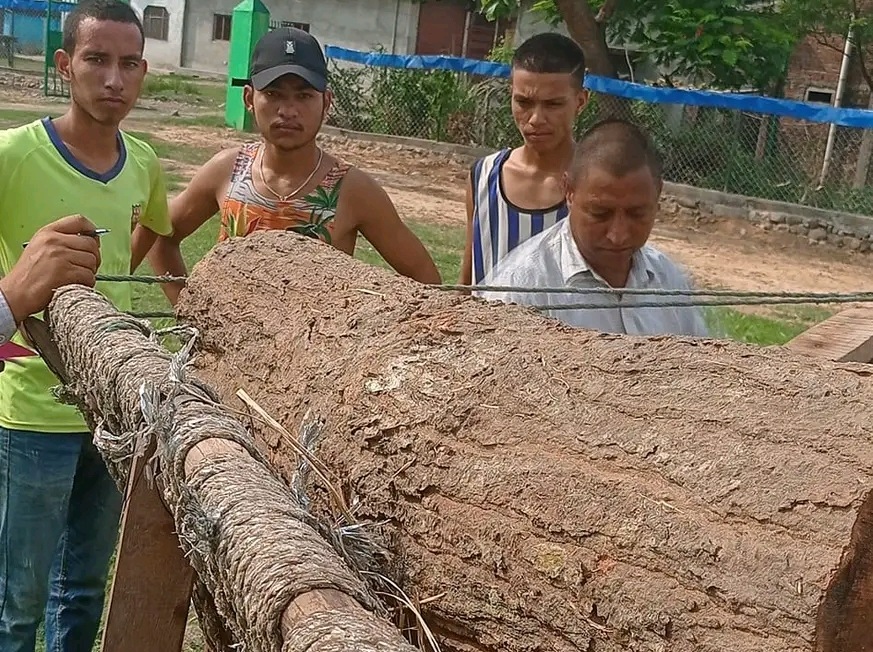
[{"xmin": 0, "ymin": 0, "xmax": 172, "ymax": 649}]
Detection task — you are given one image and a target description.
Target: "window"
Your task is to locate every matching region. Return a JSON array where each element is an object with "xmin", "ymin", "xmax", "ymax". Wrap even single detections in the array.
[
  {"xmin": 806, "ymin": 88, "xmax": 834, "ymax": 105},
  {"xmin": 213, "ymin": 13, "xmax": 232, "ymax": 41},
  {"xmin": 269, "ymin": 20, "xmax": 310, "ymax": 32},
  {"xmin": 142, "ymin": 5, "xmax": 169, "ymax": 41}
]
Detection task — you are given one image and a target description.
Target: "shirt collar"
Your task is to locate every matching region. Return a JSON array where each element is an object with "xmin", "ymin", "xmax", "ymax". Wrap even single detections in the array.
[{"xmin": 558, "ymin": 220, "xmax": 655, "ymax": 286}]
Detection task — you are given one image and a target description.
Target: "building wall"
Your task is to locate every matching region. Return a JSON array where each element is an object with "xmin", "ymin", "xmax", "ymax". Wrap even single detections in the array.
[
  {"xmin": 783, "ymin": 34, "xmax": 871, "ymax": 108},
  {"xmin": 512, "ymin": 5, "xmax": 565, "ymax": 45},
  {"xmin": 131, "ymin": 0, "xmax": 185, "ymax": 68},
  {"xmin": 182, "ymin": 0, "xmax": 419, "ymax": 74}
]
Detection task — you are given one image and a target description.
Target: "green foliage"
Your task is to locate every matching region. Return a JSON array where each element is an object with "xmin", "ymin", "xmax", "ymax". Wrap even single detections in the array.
[
  {"xmin": 477, "ymin": 0, "xmax": 797, "ymax": 91},
  {"xmin": 488, "ymin": 36, "xmax": 516, "ymax": 64},
  {"xmin": 609, "ymin": 0, "xmax": 796, "ymax": 90}
]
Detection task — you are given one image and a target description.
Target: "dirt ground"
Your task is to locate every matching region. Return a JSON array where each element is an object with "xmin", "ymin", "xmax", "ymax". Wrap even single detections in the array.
[
  {"xmin": 4, "ymin": 78, "xmax": 873, "ymax": 299},
  {"xmin": 151, "ymin": 123, "xmax": 873, "ymax": 296}
]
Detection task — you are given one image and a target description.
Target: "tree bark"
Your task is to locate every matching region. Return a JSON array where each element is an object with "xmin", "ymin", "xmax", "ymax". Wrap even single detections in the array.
[
  {"xmin": 177, "ymin": 231, "xmax": 873, "ymax": 652},
  {"xmin": 40, "ymin": 286, "xmax": 419, "ymax": 652},
  {"xmin": 553, "ymin": 0, "xmax": 631, "ymax": 119},
  {"xmin": 853, "ymin": 94, "xmax": 873, "ymax": 189},
  {"xmin": 556, "ymin": 0, "xmax": 615, "ymax": 77}
]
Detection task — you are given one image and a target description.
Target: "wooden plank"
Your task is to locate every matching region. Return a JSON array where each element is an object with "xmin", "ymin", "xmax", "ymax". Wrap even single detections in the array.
[
  {"xmin": 785, "ymin": 306, "xmax": 873, "ymax": 363},
  {"xmin": 100, "ymin": 442, "xmax": 194, "ymax": 652}
]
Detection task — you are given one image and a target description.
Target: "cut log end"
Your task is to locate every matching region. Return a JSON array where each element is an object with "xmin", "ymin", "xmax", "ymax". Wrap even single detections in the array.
[{"xmin": 815, "ymin": 488, "xmax": 873, "ymax": 652}]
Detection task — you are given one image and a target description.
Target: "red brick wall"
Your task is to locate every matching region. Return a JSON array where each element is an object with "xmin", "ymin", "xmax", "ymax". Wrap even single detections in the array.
[{"xmin": 784, "ymin": 35, "xmax": 868, "ymax": 107}]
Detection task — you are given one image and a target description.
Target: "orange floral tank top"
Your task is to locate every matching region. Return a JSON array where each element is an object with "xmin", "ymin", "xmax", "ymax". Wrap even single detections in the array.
[{"xmin": 218, "ymin": 142, "xmax": 351, "ymax": 244}]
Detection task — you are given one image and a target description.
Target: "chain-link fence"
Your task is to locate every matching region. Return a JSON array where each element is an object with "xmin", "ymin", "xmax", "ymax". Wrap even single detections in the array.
[
  {"xmin": 0, "ymin": 0, "xmax": 75, "ymax": 95},
  {"xmin": 325, "ymin": 49, "xmax": 873, "ymax": 217}
]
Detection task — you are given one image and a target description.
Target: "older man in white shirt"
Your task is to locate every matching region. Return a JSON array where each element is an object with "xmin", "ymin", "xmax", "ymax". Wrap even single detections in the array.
[{"xmin": 478, "ymin": 118, "xmax": 708, "ymax": 338}]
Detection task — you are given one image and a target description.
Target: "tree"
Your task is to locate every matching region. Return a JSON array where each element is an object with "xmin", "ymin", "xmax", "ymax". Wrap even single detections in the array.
[{"xmin": 480, "ymin": 0, "xmax": 796, "ymax": 92}]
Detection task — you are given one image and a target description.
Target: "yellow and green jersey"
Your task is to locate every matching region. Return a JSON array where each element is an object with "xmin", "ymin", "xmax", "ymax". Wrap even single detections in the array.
[{"xmin": 0, "ymin": 117, "xmax": 172, "ymax": 433}]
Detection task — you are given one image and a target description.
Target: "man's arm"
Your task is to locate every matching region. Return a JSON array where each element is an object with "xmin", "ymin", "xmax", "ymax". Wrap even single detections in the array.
[
  {"xmin": 131, "ymin": 152, "xmax": 174, "ymax": 273},
  {"xmin": 341, "ymin": 168, "xmax": 442, "ymax": 284},
  {"xmin": 147, "ymin": 148, "xmax": 239, "ymax": 305},
  {"xmin": 459, "ymin": 171, "xmax": 475, "ymax": 289},
  {"xmin": 0, "ymin": 215, "xmax": 101, "ymax": 342}
]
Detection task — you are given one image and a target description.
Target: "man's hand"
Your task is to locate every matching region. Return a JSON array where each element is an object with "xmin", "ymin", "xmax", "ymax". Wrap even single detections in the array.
[{"xmin": 0, "ymin": 215, "xmax": 102, "ymax": 323}]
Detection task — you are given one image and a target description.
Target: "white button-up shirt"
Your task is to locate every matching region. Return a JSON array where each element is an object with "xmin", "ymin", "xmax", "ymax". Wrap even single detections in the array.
[{"xmin": 477, "ymin": 220, "xmax": 709, "ymax": 338}]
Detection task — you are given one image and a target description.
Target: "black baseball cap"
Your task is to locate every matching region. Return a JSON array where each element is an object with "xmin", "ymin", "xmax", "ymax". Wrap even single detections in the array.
[{"xmin": 249, "ymin": 27, "xmax": 328, "ymax": 92}]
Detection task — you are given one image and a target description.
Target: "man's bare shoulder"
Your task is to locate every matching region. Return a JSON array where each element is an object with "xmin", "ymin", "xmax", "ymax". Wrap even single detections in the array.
[
  {"xmin": 184, "ymin": 145, "xmax": 244, "ymax": 194},
  {"xmin": 502, "ymin": 145, "xmax": 527, "ymax": 170},
  {"xmin": 204, "ymin": 146, "xmax": 243, "ymax": 175},
  {"xmin": 332, "ymin": 159, "xmax": 372, "ymax": 187}
]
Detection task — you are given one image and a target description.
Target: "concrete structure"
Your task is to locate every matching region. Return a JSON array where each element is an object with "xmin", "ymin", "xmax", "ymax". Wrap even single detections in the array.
[
  {"xmin": 132, "ymin": 0, "xmax": 421, "ymax": 74},
  {"xmin": 131, "ymin": 0, "xmax": 185, "ymax": 68}
]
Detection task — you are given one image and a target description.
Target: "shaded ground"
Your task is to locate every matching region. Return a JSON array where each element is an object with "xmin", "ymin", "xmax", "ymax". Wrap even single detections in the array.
[{"xmin": 136, "ymin": 122, "xmax": 873, "ymax": 297}]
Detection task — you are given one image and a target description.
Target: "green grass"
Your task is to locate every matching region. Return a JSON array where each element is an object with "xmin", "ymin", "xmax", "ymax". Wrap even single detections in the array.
[
  {"xmin": 0, "ymin": 108, "xmax": 54, "ymax": 128},
  {"xmin": 140, "ymin": 73, "xmax": 226, "ymax": 107},
  {"xmin": 126, "ymin": 130, "xmax": 218, "ymax": 166},
  {"xmin": 5, "ymin": 56, "xmax": 43, "ymax": 73}
]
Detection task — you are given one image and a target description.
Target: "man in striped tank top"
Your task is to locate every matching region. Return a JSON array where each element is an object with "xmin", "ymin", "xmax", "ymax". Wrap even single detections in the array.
[
  {"xmin": 480, "ymin": 120, "xmax": 709, "ymax": 338},
  {"xmin": 460, "ymin": 33, "xmax": 589, "ymax": 288},
  {"xmin": 148, "ymin": 27, "xmax": 441, "ymax": 305}
]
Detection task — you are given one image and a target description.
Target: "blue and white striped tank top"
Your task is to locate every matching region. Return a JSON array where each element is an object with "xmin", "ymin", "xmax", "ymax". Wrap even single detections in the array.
[{"xmin": 470, "ymin": 148, "xmax": 570, "ymax": 284}]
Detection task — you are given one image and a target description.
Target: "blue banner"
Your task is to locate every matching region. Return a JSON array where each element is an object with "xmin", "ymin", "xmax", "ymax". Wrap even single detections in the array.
[{"xmin": 324, "ymin": 45, "xmax": 873, "ymax": 129}]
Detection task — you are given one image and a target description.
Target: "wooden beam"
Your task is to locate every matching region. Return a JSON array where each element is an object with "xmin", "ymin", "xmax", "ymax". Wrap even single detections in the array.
[
  {"xmin": 785, "ymin": 306, "xmax": 873, "ymax": 363},
  {"xmin": 100, "ymin": 442, "xmax": 194, "ymax": 652}
]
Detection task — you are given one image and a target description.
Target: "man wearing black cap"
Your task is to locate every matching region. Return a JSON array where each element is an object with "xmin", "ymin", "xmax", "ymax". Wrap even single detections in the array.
[{"xmin": 148, "ymin": 27, "xmax": 441, "ymax": 304}]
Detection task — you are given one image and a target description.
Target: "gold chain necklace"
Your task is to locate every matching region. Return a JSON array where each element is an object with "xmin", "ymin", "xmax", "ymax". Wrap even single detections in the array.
[{"xmin": 257, "ymin": 145, "xmax": 324, "ymax": 202}]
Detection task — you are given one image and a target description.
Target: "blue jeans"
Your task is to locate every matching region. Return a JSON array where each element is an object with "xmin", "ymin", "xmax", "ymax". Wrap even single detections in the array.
[{"xmin": 0, "ymin": 428, "xmax": 122, "ymax": 652}]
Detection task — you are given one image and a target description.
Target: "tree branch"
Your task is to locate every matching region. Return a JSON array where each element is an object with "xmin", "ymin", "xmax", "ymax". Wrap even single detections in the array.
[
  {"xmin": 595, "ymin": 0, "xmax": 620, "ymax": 24},
  {"xmin": 553, "ymin": 0, "xmax": 617, "ymax": 76},
  {"xmin": 809, "ymin": 29, "xmax": 851, "ymax": 56}
]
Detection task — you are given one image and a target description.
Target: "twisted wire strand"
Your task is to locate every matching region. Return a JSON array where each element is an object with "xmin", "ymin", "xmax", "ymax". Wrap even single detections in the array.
[
  {"xmin": 104, "ymin": 274, "xmax": 873, "ymax": 320},
  {"xmin": 101, "ymin": 274, "xmax": 873, "ymax": 299}
]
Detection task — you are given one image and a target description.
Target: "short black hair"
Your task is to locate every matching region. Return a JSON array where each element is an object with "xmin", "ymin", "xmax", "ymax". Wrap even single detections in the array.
[
  {"xmin": 511, "ymin": 33, "xmax": 586, "ymax": 87},
  {"xmin": 62, "ymin": 0, "xmax": 144, "ymax": 54},
  {"xmin": 569, "ymin": 118, "xmax": 663, "ymax": 184}
]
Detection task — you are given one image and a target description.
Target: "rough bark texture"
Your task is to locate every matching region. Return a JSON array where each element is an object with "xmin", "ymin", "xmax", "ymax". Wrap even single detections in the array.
[
  {"xmin": 178, "ymin": 231, "xmax": 873, "ymax": 652},
  {"xmin": 551, "ymin": 0, "xmax": 631, "ymax": 119},
  {"xmin": 42, "ymin": 286, "xmax": 418, "ymax": 652}
]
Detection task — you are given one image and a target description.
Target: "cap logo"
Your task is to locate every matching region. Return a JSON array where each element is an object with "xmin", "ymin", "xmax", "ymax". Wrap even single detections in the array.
[{"xmin": 285, "ymin": 40, "xmax": 295, "ymax": 55}]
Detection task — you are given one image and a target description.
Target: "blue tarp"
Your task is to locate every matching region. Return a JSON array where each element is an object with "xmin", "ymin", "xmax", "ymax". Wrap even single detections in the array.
[{"xmin": 324, "ymin": 45, "xmax": 873, "ymax": 129}]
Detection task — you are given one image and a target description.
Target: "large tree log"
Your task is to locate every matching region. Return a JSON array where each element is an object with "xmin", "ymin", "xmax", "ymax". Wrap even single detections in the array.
[
  {"xmin": 177, "ymin": 231, "xmax": 873, "ymax": 652},
  {"xmin": 40, "ymin": 286, "xmax": 419, "ymax": 652}
]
